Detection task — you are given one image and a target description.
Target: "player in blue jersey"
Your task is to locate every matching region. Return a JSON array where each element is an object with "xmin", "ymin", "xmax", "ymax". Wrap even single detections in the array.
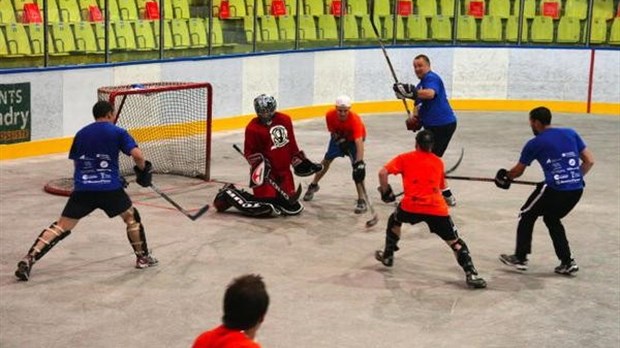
[
  {"xmin": 495, "ymin": 107, "xmax": 594, "ymax": 275},
  {"xmin": 393, "ymin": 54, "xmax": 458, "ymax": 206},
  {"xmin": 15, "ymin": 101, "xmax": 158, "ymax": 281}
]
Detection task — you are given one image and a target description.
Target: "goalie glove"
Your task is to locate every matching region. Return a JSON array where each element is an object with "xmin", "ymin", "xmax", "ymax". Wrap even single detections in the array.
[
  {"xmin": 393, "ymin": 83, "xmax": 418, "ymax": 100},
  {"xmin": 494, "ymin": 168, "xmax": 512, "ymax": 190},
  {"xmin": 247, "ymin": 153, "xmax": 271, "ymax": 188},
  {"xmin": 133, "ymin": 161, "xmax": 153, "ymax": 187},
  {"xmin": 352, "ymin": 160, "xmax": 366, "ymax": 183},
  {"xmin": 292, "ymin": 151, "xmax": 323, "ymax": 177},
  {"xmin": 378, "ymin": 184, "xmax": 396, "ymax": 203}
]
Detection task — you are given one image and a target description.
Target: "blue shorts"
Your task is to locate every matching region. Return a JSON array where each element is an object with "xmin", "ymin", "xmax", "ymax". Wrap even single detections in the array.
[{"xmin": 324, "ymin": 137, "xmax": 357, "ymax": 163}]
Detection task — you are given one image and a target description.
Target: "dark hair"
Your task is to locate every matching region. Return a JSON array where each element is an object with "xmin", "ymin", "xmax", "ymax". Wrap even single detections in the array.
[
  {"xmin": 414, "ymin": 54, "xmax": 431, "ymax": 65},
  {"xmin": 415, "ymin": 130, "xmax": 434, "ymax": 152},
  {"xmin": 529, "ymin": 106, "xmax": 552, "ymax": 125},
  {"xmin": 222, "ymin": 274, "xmax": 269, "ymax": 330},
  {"xmin": 92, "ymin": 100, "xmax": 114, "ymax": 120}
]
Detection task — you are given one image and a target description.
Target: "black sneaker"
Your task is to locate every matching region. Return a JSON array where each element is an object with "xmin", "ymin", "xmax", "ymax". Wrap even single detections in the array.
[
  {"xmin": 466, "ymin": 272, "xmax": 487, "ymax": 289},
  {"xmin": 303, "ymin": 183, "xmax": 319, "ymax": 201},
  {"xmin": 354, "ymin": 199, "xmax": 367, "ymax": 214},
  {"xmin": 499, "ymin": 254, "xmax": 528, "ymax": 271},
  {"xmin": 375, "ymin": 250, "xmax": 394, "ymax": 267},
  {"xmin": 136, "ymin": 254, "xmax": 159, "ymax": 269},
  {"xmin": 15, "ymin": 258, "xmax": 33, "ymax": 281},
  {"xmin": 554, "ymin": 259, "xmax": 579, "ymax": 275}
]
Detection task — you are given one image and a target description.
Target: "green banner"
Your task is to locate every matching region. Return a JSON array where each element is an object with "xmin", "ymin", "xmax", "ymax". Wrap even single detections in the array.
[{"xmin": 0, "ymin": 83, "xmax": 31, "ymax": 144}]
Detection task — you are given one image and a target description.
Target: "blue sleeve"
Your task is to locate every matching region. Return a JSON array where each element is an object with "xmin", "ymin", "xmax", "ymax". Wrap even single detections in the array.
[
  {"xmin": 422, "ymin": 74, "xmax": 441, "ymax": 96},
  {"xmin": 573, "ymin": 129, "xmax": 586, "ymax": 153},
  {"xmin": 119, "ymin": 128, "xmax": 138, "ymax": 156},
  {"xmin": 518, "ymin": 139, "xmax": 536, "ymax": 166}
]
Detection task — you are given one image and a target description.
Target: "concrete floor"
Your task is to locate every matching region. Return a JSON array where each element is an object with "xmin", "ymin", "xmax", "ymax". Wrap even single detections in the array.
[{"xmin": 0, "ymin": 111, "xmax": 618, "ymax": 348}]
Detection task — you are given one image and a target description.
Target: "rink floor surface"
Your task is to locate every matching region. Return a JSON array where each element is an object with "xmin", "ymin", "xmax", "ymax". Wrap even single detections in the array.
[{"xmin": 1, "ymin": 111, "xmax": 619, "ymax": 348}]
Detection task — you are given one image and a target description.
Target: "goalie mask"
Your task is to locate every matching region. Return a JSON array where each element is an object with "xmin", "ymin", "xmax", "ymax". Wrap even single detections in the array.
[{"xmin": 254, "ymin": 94, "xmax": 277, "ymax": 125}]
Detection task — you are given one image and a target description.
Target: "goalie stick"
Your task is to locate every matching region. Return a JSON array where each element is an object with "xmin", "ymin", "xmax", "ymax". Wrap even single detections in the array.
[
  {"xmin": 150, "ymin": 183, "xmax": 210, "ymax": 221},
  {"xmin": 232, "ymin": 144, "xmax": 302, "ymax": 204}
]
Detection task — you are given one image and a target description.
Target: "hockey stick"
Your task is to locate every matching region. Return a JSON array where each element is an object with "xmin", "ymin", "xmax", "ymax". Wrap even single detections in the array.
[
  {"xmin": 232, "ymin": 144, "xmax": 302, "ymax": 204},
  {"xmin": 369, "ymin": 0, "xmax": 412, "ymax": 118},
  {"xmin": 359, "ymin": 182, "xmax": 379, "ymax": 227},
  {"xmin": 445, "ymin": 175, "xmax": 539, "ymax": 186},
  {"xmin": 149, "ymin": 183, "xmax": 210, "ymax": 221}
]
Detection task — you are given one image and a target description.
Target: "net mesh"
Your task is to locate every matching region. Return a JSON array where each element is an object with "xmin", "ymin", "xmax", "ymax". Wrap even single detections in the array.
[{"xmin": 44, "ymin": 82, "xmax": 212, "ymax": 196}]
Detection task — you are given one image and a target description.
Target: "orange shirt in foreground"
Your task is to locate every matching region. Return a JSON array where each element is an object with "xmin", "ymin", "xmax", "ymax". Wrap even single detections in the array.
[
  {"xmin": 383, "ymin": 150, "xmax": 448, "ymax": 216},
  {"xmin": 325, "ymin": 109, "xmax": 366, "ymax": 141},
  {"xmin": 192, "ymin": 325, "xmax": 261, "ymax": 348}
]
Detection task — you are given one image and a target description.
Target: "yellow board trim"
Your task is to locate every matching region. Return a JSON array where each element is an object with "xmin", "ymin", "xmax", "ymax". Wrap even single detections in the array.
[{"xmin": 1, "ymin": 99, "xmax": 618, "ymax": 160}]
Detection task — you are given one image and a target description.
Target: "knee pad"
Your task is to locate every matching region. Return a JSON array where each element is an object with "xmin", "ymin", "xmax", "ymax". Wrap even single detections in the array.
[
  {"xmin": 126, "ymin": 207, "xmax": 148, "ymax": 256},
  {"xmin": 29, "ymin": 222, "xmax": 72, "ymax": 261}
]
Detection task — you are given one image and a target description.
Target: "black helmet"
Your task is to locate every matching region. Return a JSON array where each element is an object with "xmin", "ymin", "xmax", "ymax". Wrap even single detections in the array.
[
  {"xmin": 253, "ymin": 94, "xmax": 277, "ymax": 125},
  {"xmin": 415, "ymin": 130, "xmax": 434, "ymax": 152}
]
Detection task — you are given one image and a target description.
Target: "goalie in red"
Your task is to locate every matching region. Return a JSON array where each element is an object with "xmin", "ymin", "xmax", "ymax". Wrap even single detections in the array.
[{"xmin": 214, "ymin": 94, "xmax": 323, "ymax": 217}]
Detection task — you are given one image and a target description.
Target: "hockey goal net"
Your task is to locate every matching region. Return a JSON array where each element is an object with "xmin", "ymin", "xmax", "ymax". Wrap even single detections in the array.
[{"xmin": 44, "ymin": 82, "xmax": 213, "ymax": 196}]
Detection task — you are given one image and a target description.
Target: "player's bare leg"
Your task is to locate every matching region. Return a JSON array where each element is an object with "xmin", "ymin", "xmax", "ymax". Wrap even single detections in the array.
[
  {"xmin": 303, "ymin": 159, "xmax": 332, "ymax": 201},
  {"xmin": 354, "ymin": 182, "xmax": 368, "ymax": 214},
  {"xmin": 15, "ymin": 217, "xmax": 77, "ymax": 281},
  {"xmin": 121, "ymin": 207, "xmax": 158, "ymax": 269}
]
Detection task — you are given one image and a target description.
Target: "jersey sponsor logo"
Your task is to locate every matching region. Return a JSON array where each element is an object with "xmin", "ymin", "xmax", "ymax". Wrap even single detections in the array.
[
  {"xmin": 568, "ymin": 158, "xmax": 577, "ymax": 166},
  {"xmin": 269, "ymin": 125, "xmax": 289, "ymax": 150},
  {"xmin": 100, "ymin": 160, "xmax": 109, "ymax": 168}
]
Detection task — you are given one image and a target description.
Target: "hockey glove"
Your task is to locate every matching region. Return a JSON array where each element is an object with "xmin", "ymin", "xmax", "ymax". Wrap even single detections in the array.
[
  {"xmin": 292, "ymin": 151, "xmax": 323, "ymax": 177},
  {"xmin": 247, "ymin": 153, "xmax": 271, "ymax": 188},
  {"xmin": 352, "ymin": 160, "xmax": 366, "ymax": 183},
  {"xmin": 494, "ymin": 168, "xmax": 512, "ymax": 190},
  {"xmin": 134, "ymin": 161, "xmax": 153, "ymax": 187},
  {"xmin": 405, "ymin": 116, "xmax": 422, "ymax": 132},
  {"xmin": 378, "ymin": 184, "xmax": 396, "ymax": 203},
  {"xmin": 393, "ymin": 83, "xmax": 418, "ymax": 100}
]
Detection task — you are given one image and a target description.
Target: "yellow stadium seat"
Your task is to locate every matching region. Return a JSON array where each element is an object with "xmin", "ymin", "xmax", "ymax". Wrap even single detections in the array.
[
  {"xmin": 298, "ymin": 14, "xmax": 317, "ymax": 40},
  {"xmin": 480, "ymin": 15, "xmax": 502, "ymax": 41},
  {"xmin": 277, "ymin": 15, "xmax": 295, "ymax": 40},
  {"xmin": 506, "ymin": 15, "xmax": 527, "ymax": 42},
  {"xmin": 383, "ymin": 16, "xmax": 405, "ymax": 40},
  {"xmin": 593, "ymin": 0, "xmax": 614, "ymax": 19},
  {"xmin": 26, "ymin": 23, "xmax": 57, "ymax": 55},
  {"xmin": 564, "ymin": 0, "xmax": 587, "ymax": 20},
  {"xmin": 556, "ymin": 16, "xmax": 581, "ymax": 43},
  {"xmin": 358, "ymin": 14, "xmax": 374, "ymax": 39},
  {"xmin": 588, "ymin": 17, "xmax": 607, "ymax": 44},
  {"xmin": 94, "ymin": 22, "xmax": 117, "ymax": 51},
  {"xmin": 347, "ymin": 0, "xmax": 367, "ymax": 17},
  {"xmin": 488, "ymin": 0, "xmax": 510, "ymax": 18},
  {"xmin": 0, "ymin": 0, "xmax": 16, "ymax": 24},
  {"xmin": 431, "ymin": 15, "xmax": 451, "ymax": 41},
  {"xmin": 173, "ymin": 0, "xmax": 191, "ymax": 18},
  {"xmin": 439, "ymin": 0, "xmax": 455, "ymax": 17},
  {"xmin": 416, "ymin": 0, "xmax": 437, "ymax": 18},
  {"xmin": 118, "ymin": 0, "xmax": 139, "ymax": 20},
  {"xmin": 342, "ymin": 14, "xmax": 359, "ymax": 39},
  {"xmin": 188, "ymin": 17, "xmax": 207, "ymax": 47},
  {"xmin": 208, "ymin": 17, "xmax": 225, "ymax": 46},
  {"xmin": 113, "ymin": 20, "xmax": 137, "ymax": 50},
  {"xmin": 247, "ymin": 0, "xmax": 265, "ymax": 16},
  {"xmin": 57, "ymin": 0, "xmax": 82, "ymax": 22},
  {"xmin": 153, "ymin": 19, "xmax": 174, "ymax": 48},
  {"xmin": 73, "ymin": 21, "xmax": 99, "ymax": 52},
  {"xmin": 99, "ymin": 0, "xmax": 121, "ymax": 21},
  {"xmin": 171, "ymin": 18, "xmax": 191, "ymax": 47},
  {"xmin": 244, "ymin": 15, "xmax": 259, "ymax": 42},
  {"xmin": 304, "ymin": 0, "xmax": 325, "ymax": 15},
  {"xmin": 317, "ymin": 14, "xmax": 338, "ymax": 40},
  {"xmin": 456, "ymin": 15, "xmax": 476, "ymax": 41},
  {"xmin": 229, "ymin": 0, "xmax": 248, "ymax": 17},
  {"xmin": 372, "ymin": 0, "xmax": 390, "ymax": 17},
  {"xmin": 260, "ymin": 15, "xmax": 279, "ymax": 41},
  {"xmin": 531, "ymin": 15, "xmax": 554, "ymax": 43},
  {"xmin": 514, "ymin": 0, "xmax": 536, "ymax": 19},
  {"xmin": 610, "ymin": 17, "xmax": 620, "ymax": 45},
  {"xmin": 0, "ymin": 26, "xmax": 8, "ymax": 56},
  {"xmin": 133, "ymin": 20, "xmax": 156, "ymax": 50},
  {"xmin": 407, "ymin": 15, "xmax": 428, "ymax": 40},
  {"xmin": 50, "ymin": 21, "xmax": 77, "ymax": 54},
  {"xmin": 4, "ymin": 23, "xmax": 31, "ymax": 56}
]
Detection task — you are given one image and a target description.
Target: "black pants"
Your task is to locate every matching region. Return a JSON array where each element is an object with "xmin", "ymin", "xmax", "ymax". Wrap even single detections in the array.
[
  {"xmin": 425, "ymin": 121, "xmax": 457, "ymax": 157},
  {"xmin": 515, "ymin": 183, "xmax": 583, "ymax": 263}
]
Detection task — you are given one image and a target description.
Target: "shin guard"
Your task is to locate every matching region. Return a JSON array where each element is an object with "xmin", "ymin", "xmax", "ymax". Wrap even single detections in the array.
[
  {"xmin": 384, "ymin": 213, "xmax": 401, "ymax": 255},
  {"xmin": 450, "ymin": 238, "xmax": 477, "ymax": 274},
  {"xmin": 126, "ymin": 207, "xmax": 149, "ymax": 257},
  {"xmin": 27, "ymin": 222, "xmax": 72, "ymax": 262}
]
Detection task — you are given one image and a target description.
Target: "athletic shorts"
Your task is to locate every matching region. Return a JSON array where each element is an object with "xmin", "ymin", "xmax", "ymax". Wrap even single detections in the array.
[
  {"xmin": 425, "ymin": 122, "xmax": 457, "ymax": 158},
  {"xmin": 324, "ymin": 137, "xmax": 357, "ymax": 163},
  {"xmin": 62, "ymin": 189, "xmax": 133, "ymax": 219},
  {"xmin": 394, "ymin": 205, "xmax": 458, "ymax": 241}
]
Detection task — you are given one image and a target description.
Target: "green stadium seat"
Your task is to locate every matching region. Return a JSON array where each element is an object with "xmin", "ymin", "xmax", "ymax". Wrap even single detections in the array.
[
  {"xmin": 531, "ymin": 15, "xmax": 554, "ymax": 43},
  {"xmin": 113, "ymin": 20, "xmax": 137, "ymax": 50},
  {"xmin": 593, "ymin": 0, "xmax": 614, "ymax": 19},
  {"xmin": 372, "ymin": 0, "xmax": 390, "ymax": 17},
  {"xmin": 259, "ymin": 15, "xmax": 279, "ymax": 41},
  {"xmin": 342, "ymin": 15, "xmax": 359, "ymax": 40},
  {"xmin": 564, "ymin": 0, "xmax": 587, "ymax": 20},
  {"xmin": 100, "ymin": 0, "xmax": 121, "ymax": 21},
  {"xmin": 246, "ymin": 0, "xmax": 265, "ymax": 16},
  {"xmin": 317, "ymin": 14, "xmax": 337, "ymax": 40},
  {"xmin": 358, "ymin": 14, "xmax": 374, "ymax": 38},
  {"xmin": 588, "ymin": 17, "xmax": 607, "ymax": 44},
  {"xmin": 0, "ymin": 0, "xmax": 16, "ymax": 24},
  {"xmin": 556, "ymin": 16, "xmax": 581, "ymax": 43},
  {"xmin": 0, "ymin": 26, "xmax": 8, "ymax": 56},
  {"xmin": 4, "ymin": 23, "xmax": 31, "ymax": 56},
  {"xmin": 153, "ymin": 19, "xmax": 174, "ymax": 48},
  {"xmin": 133, "ymin": 20, "xmax": 156, "ymax": 50},
  {"xmin": 407, "ymin": 15, "xmax": 428, "ymax": 41},
  {"xmin": 34, "ymin": 0, "xmax": 61, "ymax": 22},
  {"xmin": 347, "ymin": 0, "xmax": 367, "ymax": 17},
  {"xmin": 207, "ymin": 17, "xmax": 225, "ymax": 46},
  {"xmin": 277, "ymin": 15, "xmax": 295, "ymax": 40},
  {"xmin": 506, "ymin": 15, "xmax": 527, "ymax": 42},
  {"xmin": 456, "ymin": 15, "xmax": 476, "ymax": 41},
  {"xmin": 229, "ymin": 0, "xmax": 247, "ymax": 17},
  {"xmin": 243, "ymin": 15, "xmax": 259, "ymax": 42},
  {"xmin": 118, "ymin": 0, "xmax": 139, "ymax": 20},
  {"xmin": 480, "ymin": 15, "xmax": 502, "ymax": 41},
  {"xmin": 416, "ymin": 0, "xmax": 437, "ymax": 18},
  {"xmin": 94, "ymin": 22, "xmax": 117, "ymax": 50},
  {"xmin": 610, "ymin": 17, "xmax": 620, "ymax": 45},
  {"xmin": 50, "ymin": 22, "xmax": 77, "ymax": 54},
  {"xmin": 517, "ymin": 0, "xmax": 536, "ymax": 19},
  {"xmin": 297, "ymin": 14, "xmax": 317, "ymax": 40},
  {"xmin": 383, "ymin": 16, "xmax": 405, "ymax": 40},
  {"xmin": 26, "ymin": 23, "xmax": 57, "ymax": 55},
  {"xmin": 73, "ymin": 21, "xmax": 99, "ymax": 52},
  {"xmin": 172, "ymin": 0, "xmax": 190, "ymax": 18},
  {"xmin": 430, "ymin": 15, "xmax": 451, "ymax": 40},
  {"xmin": 187, "ymin": 17, "xmax": 207, "ymax": 46},
  {"xmin": 439, "ymin": 0, "xmax": 455, "ymax": 17},
  {"xmin": 488, "ymin": 0, "xmax": 510, "ymax": 19},
  {"xmin": 171, "ymin": 18, "xmax": 191, "ymax": 47},
  {"xmin": 304, "ymin": 0, "xmax": 324, "ymax": 16},
  {"xmin": 57, "ymin": 0, "xmax": 82, "ymax": 22}
]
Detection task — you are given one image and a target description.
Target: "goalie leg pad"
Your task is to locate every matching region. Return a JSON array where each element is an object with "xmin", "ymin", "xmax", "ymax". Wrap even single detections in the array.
[
  {"xmin": 27, "ymin": 222, "xmax": 72, "ymax": 262},
  {"xmin": 275, "ymin": 200, "xmax": 304, "ymax": 216},
  {"xmin": 124, "ymin": 207, "xmax": 149, "ymax": 257},
  {"xmin": 450, "ymin": 238, "xmax": 476, "ymax": 274},
  {"xmin": 219, "ymin": 185, "xmax": 280, "ymax": 217}
]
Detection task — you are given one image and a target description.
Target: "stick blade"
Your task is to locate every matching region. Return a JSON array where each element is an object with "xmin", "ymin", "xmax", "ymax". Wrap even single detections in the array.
[
  {"xmin": 189, "ymin": 204, "xmax": 210, "ymax": 221},
  {"xmin": 365, "ymin": 214, "xmax": 379, "ymax": 228}
]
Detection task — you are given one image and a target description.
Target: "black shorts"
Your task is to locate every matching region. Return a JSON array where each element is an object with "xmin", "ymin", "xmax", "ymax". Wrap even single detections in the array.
[
  {"xmin": 62, "ymin": 189, "xmax": 132, "ymax": 219},
  {"xmin": 395, "ymin": 206, "xmax": 458, "ymax": 241},
  {"xmin": 425, "ymin": 122, "xmax": 457, "ymax": 157}
]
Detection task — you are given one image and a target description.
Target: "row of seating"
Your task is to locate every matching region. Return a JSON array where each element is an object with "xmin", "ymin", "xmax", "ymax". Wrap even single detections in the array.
[
  {"xmin": 0, "ymin": 18, "xmax": 226, "ymax": 57},
  {"xmin": 458, "ymin": 0, "xmax": 617, "ymax": 20}
]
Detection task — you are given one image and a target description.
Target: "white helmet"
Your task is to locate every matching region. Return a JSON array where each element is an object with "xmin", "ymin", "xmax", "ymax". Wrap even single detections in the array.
[{"xmin": 335, "ymin": 95, "xmax": 352, "ymax": 108}]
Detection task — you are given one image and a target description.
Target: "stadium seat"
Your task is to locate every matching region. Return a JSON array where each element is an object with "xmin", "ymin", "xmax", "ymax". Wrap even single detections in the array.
[
  {"xmin": 260, "ymin": 15, "xmax": 279, "ymax": 41},
  {"xmin": 588, "ymin": 17, "xmax": 607, "ymax": 44},
  {"xmin": 439, "ymin": 0, "xmax": 455, "ymax": 17},
  {"xmin": 372, "ymin": 0, "xmax": 390, "ymax": 17},
  {"xmin": 100, "ymin": 0, "xmax": 121, "ymax": 21},
  {"xmin": 397, "ymin": 0, "xmax": 413, "ymax": 16},
  {"xmin": 610, "ymin": 17, "xmax": 620, "ymax": 45},
  {"xmin": 170, "ymin": 19, "xmax": 190, "ymax": 48},
  {"xmin": 480, "ymin": 15, "xmax": 502, "ymax": 41},
  {"xmin": 564, "ymin": 0, "xmax": 587, "ymax": 20},
  {"xmin": 488, "ymin": 0, "xmax": 510, "ymax": 19},
  {"xmin": 206, "ymin": 17, "xmax": 225, "ymax": 46},
  {"xmin": 136, "ymin": 0, "xmax": 174, "ymax": 19},
  {"xmin": 317, "ymin": 14, "xmax": 338, "ymax": 40},
  {"xmin": 243, "ymin": 15, "xmax": 259, "ymax": 42},
  {"xmin": 264, "ymin": 0, "xmax": 292, "ymax": 16},
  {"xmin": 27, "ymin": 23, "xmax": 58, "ymax": 55},
  {"xmin": 187, "ymin": 17, "xmax": 207, "ymax": 46},
  {"xmin": 297, "ymin": 14, "xmax": 317, "ymax": 40},
  {"xmin": 133, "ymin": 20, "xmax": 156, "ymax": 50},
  {"xmin": 506, "ymin": 16, "xmax": 527, "ymax": 42},
  {"xmin": 22, "ymin": 3, "xmax": 42, "ymax": 23},
  {"xmin": 407, "ymin": 15, "xmax": 428, "ymax": 41},
  {"xmin": 592, "ymin": 0, "xmax": 614, "ymax": 19},
  {"xmin": 50, "ymin": 22, "xmax": 77, "ymax": 54},
  {"xmin": 29, "ymin": 0, "xmax": 61, "ymax": 22},
  {"xmin": 153, "ymin": 19, "xmax": 174, "ymax": 48},
  {"xmin": 113, "ymin": 20, "xmax": 137, "ymax": 50},
  {"xmin": 358, "ymin": 14, "xmax": 374, "ymax": 38},
  {"xmin": 540, "ymin": 0, "xmax": 560, "ymax": 19},
  {"xmin": 0, "ymin": 26, "xmax": 8, "ymax": 56},
  {"xmin": 556, "ymin": 16, "xmax": 581, "ymax": 43},
  {"xmin": 172, "ymin": 0, "xmax": 191, "ymax": 18},
  {"xmin": 430, "ymin": 15, "xmax": 452, "ymax": 40},
  {"xmin": 347, "ymin": 0, "xmax": 367, "ymax": 17},
  {"xmin": 304, "ymin": 0, "xmax": 325, "ymax": 16},
  {"xmin": 277, "ymin": 15, "xmax": 295, "ymax": 40},
  {"xmin": 228, "ymin": 0, "xmax": 247, "ymax": 17},
  {"xmin": 78, "ymin": 0, "xmax": 98, "ymax": 12},
  {"xmin": 383, "ymin": 16, "xmax": 405, "ymax": 40},
  {"xmin": 94, "ymin": 22, "xmax": 117, "ymax": 50},
  {"xmin": 57, "ymin": 0, "xmax": 82, "ymax": 22},
  {"xmin": 531, "ymin": 15, "xmax": 554, "ymax": 43},
  {"xmin": 342, "ymin": 14, "xmax": 360, "ymax": 39},
  {"xmin": 456, "ymin": 15, "xmax": 477, "ymax": 41},
  {"xmin": 73, "ymin": 21, "xmax": 99, "ymax": 52},
  {"xmin": 517, "ymin": 0, "xmax": 536, "ymax": 19},
  {"xmin": 4, "ymin": 23, "xmax": 31, "ymax": 56},
  {"xmin": 416, "ymin": 0, "xmax": 437, "ymax": 18},
  {"xmin": 0, "ymin": 0, "xmax": 16, "ymax": 24},
  {"xmin": 246, "ymin": 0, "xmax": 265, "ymax": 16},
  {"xmin": 465, "ymin": 0, "xmax": 484, "ymax": 18},
  {"xmin": 119, "ymin": 0, "xmax": 140, "ymax": 20}
]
